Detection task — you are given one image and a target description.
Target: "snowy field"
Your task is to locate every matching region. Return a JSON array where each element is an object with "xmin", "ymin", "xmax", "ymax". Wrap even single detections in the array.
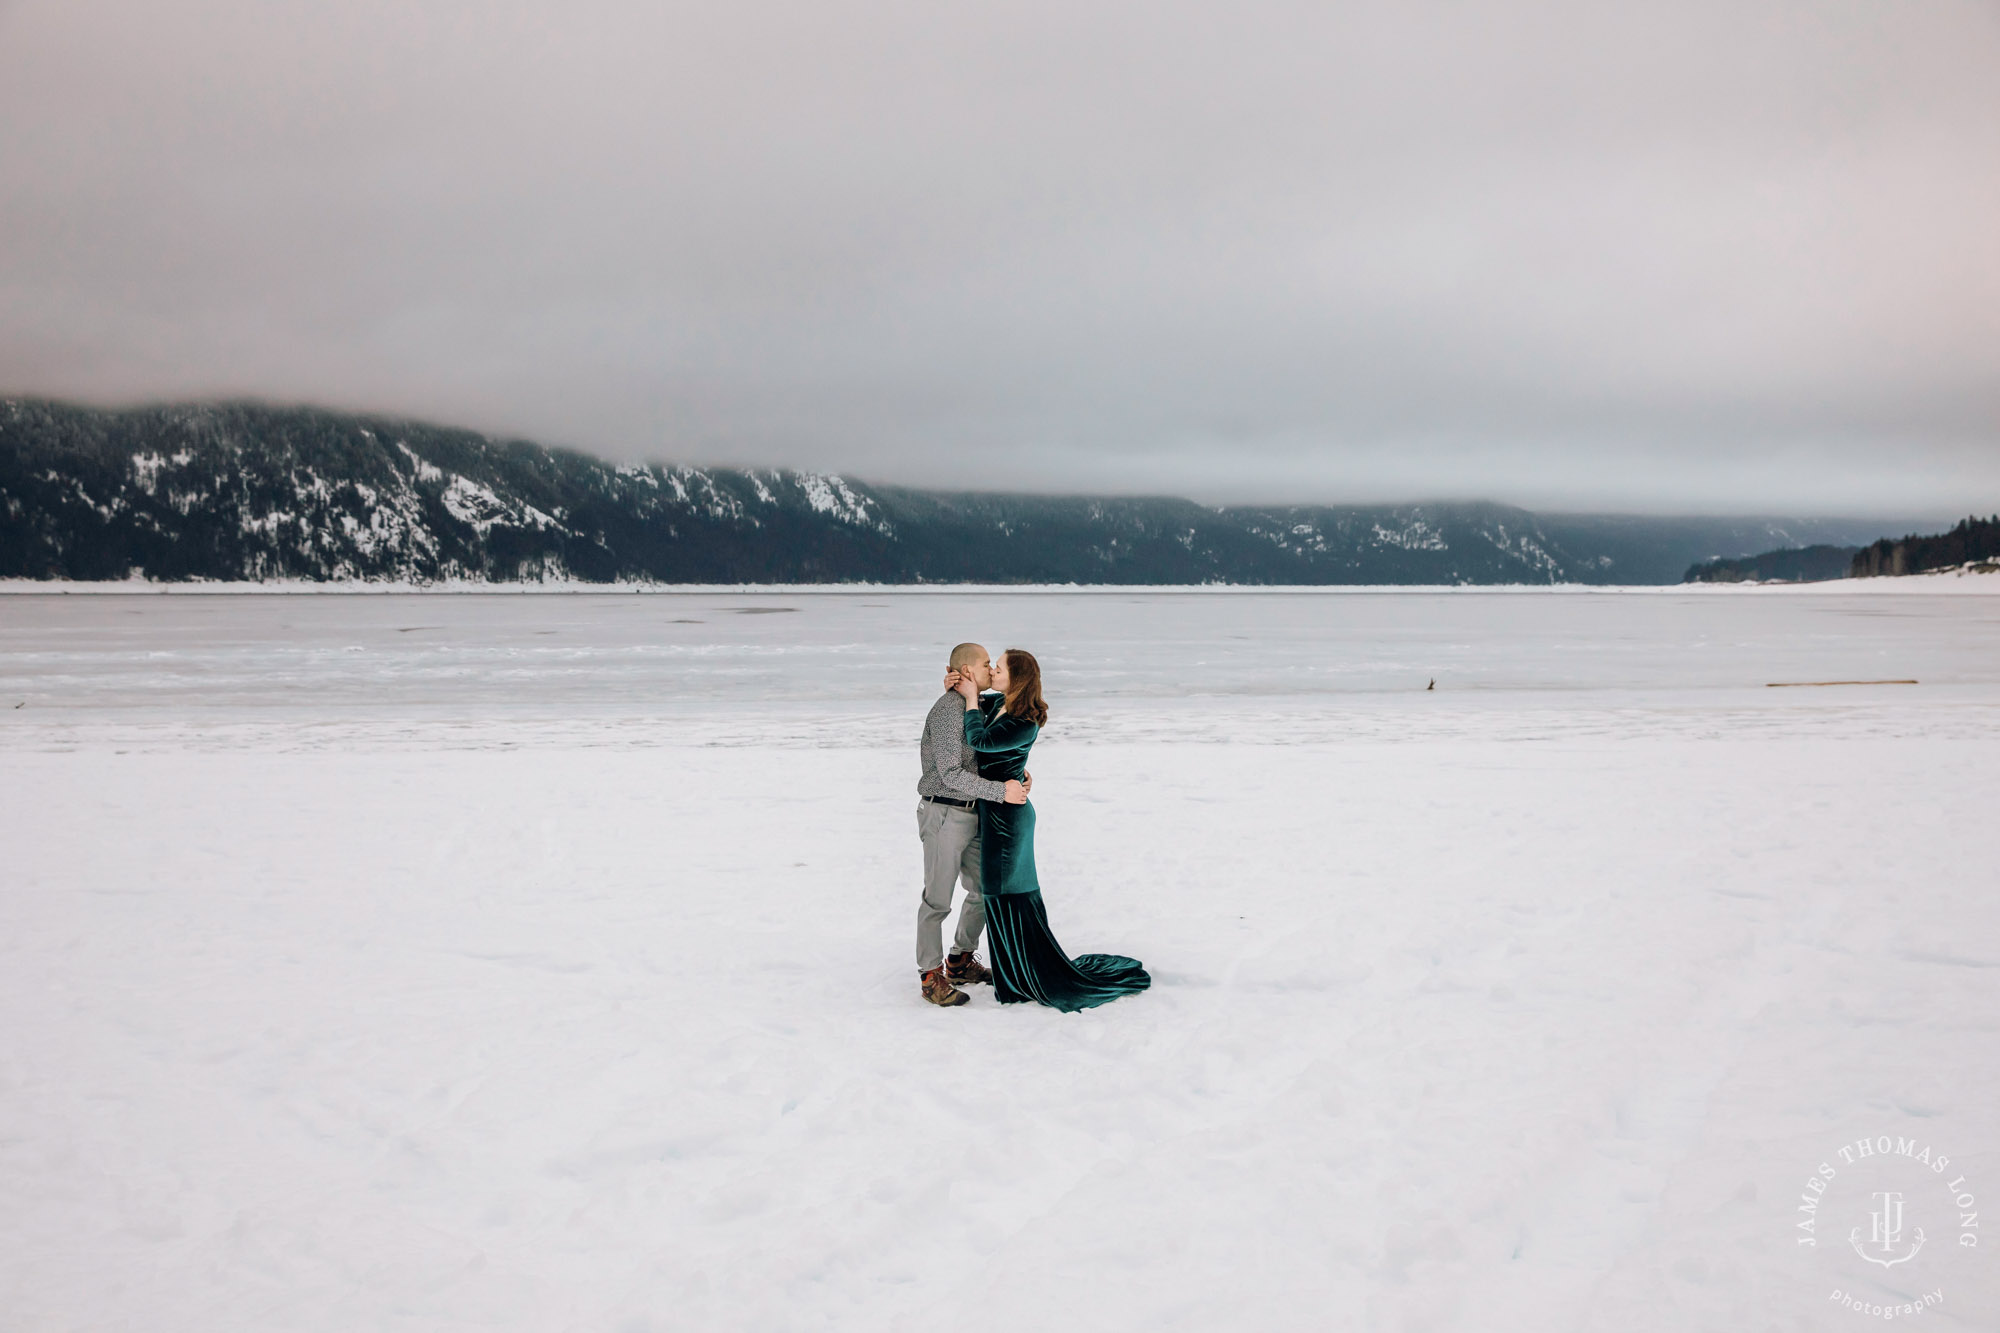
[{"xmin": 3, "ymin": 587, "xmax": 1998, "ymax": 1332}]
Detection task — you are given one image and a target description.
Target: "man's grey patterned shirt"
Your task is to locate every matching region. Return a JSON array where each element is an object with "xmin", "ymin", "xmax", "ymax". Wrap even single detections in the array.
[{"xmin": 918, "ymin": 691, "xmax": 1007, "ymax": 803}]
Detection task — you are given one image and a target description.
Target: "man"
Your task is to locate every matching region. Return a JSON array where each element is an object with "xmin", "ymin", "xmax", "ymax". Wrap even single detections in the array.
[{"xmin": 915, "ymin": 642, "xmax": 1029, "ymax": 1007}]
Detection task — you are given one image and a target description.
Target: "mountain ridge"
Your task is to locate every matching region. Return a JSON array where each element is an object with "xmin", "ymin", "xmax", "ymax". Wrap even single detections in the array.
[{"xmin": 0, "ymin": 398, "xmax": 1930, "ymax": 586}]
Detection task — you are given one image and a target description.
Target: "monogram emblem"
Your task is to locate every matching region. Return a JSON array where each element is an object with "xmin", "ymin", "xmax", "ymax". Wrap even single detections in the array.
[{"xmin": 1848, "ymin": 1190, "xmax": 1926, "ymax": 1268}]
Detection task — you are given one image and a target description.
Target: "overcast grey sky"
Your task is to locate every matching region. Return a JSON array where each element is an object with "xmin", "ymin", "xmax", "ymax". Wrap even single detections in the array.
[{"xmin": 2, "ymin": 1, "xmax": 1996, "ymax": 511}]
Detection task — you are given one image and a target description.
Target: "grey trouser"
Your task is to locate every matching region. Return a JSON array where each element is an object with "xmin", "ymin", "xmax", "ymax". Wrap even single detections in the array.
[{"xmin": 916, "ymin": 799, "xmax": 985, "ymax": 973}]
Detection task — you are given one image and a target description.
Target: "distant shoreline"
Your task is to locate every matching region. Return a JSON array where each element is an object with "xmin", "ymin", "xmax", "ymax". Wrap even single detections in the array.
[{"xmin": 5, "ymin": 573, "xmax": 1997, "ymax": 597}]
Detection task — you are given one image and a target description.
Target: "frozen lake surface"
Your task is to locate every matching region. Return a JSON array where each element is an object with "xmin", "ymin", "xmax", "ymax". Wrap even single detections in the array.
[
  {"xmin": 3, "ymin": 589, "xmax": 1997, "ymax": 1331},
  {"xmin": 7, "ymin": 586, "xmax": 2000, "ymax": 746}
]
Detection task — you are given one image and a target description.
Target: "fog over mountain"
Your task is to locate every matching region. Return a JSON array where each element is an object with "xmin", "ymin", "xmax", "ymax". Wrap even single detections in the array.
[
  {"xmin": 0, "ymin": 400, "xmax": 1936, "ymax": 586},
  {"xmin": 1, "ymin": 2, "xmax": 1996, "ymax": 512}
]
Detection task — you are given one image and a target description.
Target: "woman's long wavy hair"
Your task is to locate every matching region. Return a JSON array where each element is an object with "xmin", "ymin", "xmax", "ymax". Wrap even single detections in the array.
[{"xmin": 1000, "ymin": 648, "xmax": 1049, "ymax": 726}]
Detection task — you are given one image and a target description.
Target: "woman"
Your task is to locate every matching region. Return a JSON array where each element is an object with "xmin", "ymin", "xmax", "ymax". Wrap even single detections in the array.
[{"xmin": 954, "ymin": 649, "xmax": 1151, "ymax": 1012}]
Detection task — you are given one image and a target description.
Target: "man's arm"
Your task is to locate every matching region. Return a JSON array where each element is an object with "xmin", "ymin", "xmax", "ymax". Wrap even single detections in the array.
[
  {"xmin": 930, "ymin": 700, "xmax": 1007, "ymax": 802},
  {"xmin": 949, "ymin": 669, "xmax": 1028, "ymax": 792}
]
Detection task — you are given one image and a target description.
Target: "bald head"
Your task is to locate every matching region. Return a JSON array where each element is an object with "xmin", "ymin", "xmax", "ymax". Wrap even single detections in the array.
[{"xmin": 947, "ymin": 641, "xmax": 993, "ymax": 693}]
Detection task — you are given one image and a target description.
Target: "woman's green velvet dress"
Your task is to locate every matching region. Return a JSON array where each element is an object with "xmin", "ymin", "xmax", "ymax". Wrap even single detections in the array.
[{"xmin": 963, "ymin": 695, "xmax": 1151, "ymax": 1012}]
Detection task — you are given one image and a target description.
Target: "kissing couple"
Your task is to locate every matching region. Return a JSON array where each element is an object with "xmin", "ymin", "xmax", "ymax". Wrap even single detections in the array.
[{"xmin": 914, "ymin": 643, "xmax": 1151, "ymax": 1011}]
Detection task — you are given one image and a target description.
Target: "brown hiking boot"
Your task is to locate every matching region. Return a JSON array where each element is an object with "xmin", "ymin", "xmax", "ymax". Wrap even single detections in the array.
[
  {"xmin": 921, "ymin": 966, "xmax": 969, "ymax": 1007},
  {"xmin": 946, "ymin": 951, "xmax": 992, "ymax": 986}
]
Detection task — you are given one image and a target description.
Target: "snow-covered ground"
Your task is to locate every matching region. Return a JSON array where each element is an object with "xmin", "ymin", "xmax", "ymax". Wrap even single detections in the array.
[{"xmin": 3, "ymin": 589, "xmax": 1997, "ymax": 1332}]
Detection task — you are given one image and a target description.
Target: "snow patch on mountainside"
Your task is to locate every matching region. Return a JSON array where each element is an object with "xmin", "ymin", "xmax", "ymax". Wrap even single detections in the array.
[
  {"xmin": 797, "ymin": 472, "xmax": 893, "ymax": 534},
  {"xmin": 397, "ymin": 443, "xmax": 443, "ymax": 483},
  {"xmin": 1372, "ymin": 519, "xmax": 1448, "ymax": 551},
  {"xmin": 1484, "ymin": 523, "xmax": 1563, "ymax": 579},
  {"xmin": 440, "ymin": 474, "xmax": 561, "ymax": 534},
  {"xmin": 130, "ymin": 450, "xmax": 195, "ymax": 493}
]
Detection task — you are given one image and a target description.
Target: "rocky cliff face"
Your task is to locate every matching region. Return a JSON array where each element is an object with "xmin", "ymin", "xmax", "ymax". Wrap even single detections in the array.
[{"xmin": 0, "ymin": 398, "xmax": 1917, "ymax": 585}]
